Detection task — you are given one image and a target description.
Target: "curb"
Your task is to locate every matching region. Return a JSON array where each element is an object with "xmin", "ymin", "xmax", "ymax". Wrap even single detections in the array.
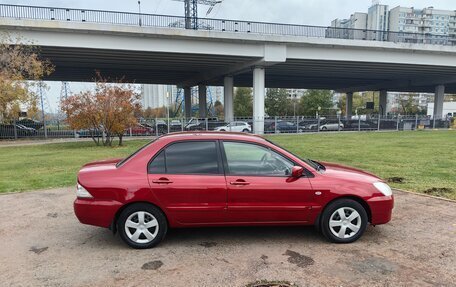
[{"xmin": 394, "ymin": 188, "xmax": 456, "ymax": 203}]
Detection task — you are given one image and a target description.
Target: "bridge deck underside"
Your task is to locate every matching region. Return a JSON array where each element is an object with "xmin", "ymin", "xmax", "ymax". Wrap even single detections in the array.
[{"xmin": 41, "ymin": 46, "xmax": 456, "ymax": 93}]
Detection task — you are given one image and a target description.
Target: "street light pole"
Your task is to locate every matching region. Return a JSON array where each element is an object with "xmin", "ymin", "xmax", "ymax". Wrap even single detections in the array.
[
  {"xmin": 39, "ymin": 82, "xmax": 48, "ymax": 139},
  {"xmin": 138, "ymin": 1, "xmax": 142, "ymax": 26}
]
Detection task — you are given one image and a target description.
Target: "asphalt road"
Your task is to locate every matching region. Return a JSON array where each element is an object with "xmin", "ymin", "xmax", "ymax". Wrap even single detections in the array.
[{"xmin": 0, "ymin": 188, "xmax": 455, "ymax": 287}]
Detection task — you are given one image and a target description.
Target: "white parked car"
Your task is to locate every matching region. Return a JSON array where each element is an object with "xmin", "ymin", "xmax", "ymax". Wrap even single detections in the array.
[
  {"xmin": 214, "ymin": 121, "xmax": 251, "ymax": 133},
  {"xmin": 305, "ymin": 120, "xmax": 344, "ymax": 131},
  {"xmin": 320, "ymin": 121, "xmax": 344, "ymax": 131}
]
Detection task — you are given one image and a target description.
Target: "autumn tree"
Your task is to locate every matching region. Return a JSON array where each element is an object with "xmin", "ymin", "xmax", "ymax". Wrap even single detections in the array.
[
  {"xmin": 61, "ymin": 74, "xmax": 141, "ymax": 146},
  {"xmin": 0, "ymin": 34, "xmax": 53, "ymax": 120}
]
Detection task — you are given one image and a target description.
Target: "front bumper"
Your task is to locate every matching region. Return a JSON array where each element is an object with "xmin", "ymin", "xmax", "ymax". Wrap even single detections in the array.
[
  {"xmin": 367, "ymin": 195, "xmax": 394, "ymax": 225},
  {"xmin": 74, "ymin": 198, "xmax": 122, "ymax": 228}
]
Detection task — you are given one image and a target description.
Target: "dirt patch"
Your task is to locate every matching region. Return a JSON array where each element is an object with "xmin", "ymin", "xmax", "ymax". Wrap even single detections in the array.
[
  {"xmin": 47, "ymin": 212, "xmax": 58, "ymax": 218},
  {"xmin": 141, "ymin": 260, "xmax": 163, "ymax": 270},
  {"xmin": 199, "ymin": 241, "xmax": 217, "ymax": 248},
  {"xmin": 283, "ymin": 250, "xmax": 314, "ymax": 268},
  {"xmin": 387, "ymin": 177, "xmax": 405, "ymax": 183},
  {"xmin": 29, "ymin": 246, "xmax": 48, "ymax": 254},
  {"xmin": 352, "ymin": 257, "xmax": 398, "ymax": 275},
  {"xmin": 424, "ymin": 187, "xmax": 453, "ymax": 196},
  {"xmin": 246, "ymin": 280, "xmax": 295, "ymax": 287}
]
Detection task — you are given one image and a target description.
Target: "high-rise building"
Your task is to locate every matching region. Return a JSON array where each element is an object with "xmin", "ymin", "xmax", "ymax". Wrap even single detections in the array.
[
  {"xmin": 330, "ymin": 3, "xmax": 456, "ymax": 45},
  {"xmin": 141, "ymin": 84, "xmax": 176, "ymax": 109}
]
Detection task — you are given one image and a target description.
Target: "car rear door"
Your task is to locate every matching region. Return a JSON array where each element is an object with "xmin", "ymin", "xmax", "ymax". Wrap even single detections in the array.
[
  {"xmin": 147, "ymin": 140, "xmax": 227, "ymax": 225},
  {"xmin": 221, "ymin": 141, "xmax": 314, "ymax": 223}
]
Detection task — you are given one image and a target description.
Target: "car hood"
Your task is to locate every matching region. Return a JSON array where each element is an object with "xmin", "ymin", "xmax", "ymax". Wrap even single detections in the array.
[{"xmin": 319, "ymin": 161, "xmax": 381, "ymax": 183}]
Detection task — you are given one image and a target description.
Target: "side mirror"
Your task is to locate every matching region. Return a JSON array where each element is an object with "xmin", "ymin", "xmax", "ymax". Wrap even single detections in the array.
[{"xmin": 291, "ymin": 166, "xmax": 304, "ymax": 178}]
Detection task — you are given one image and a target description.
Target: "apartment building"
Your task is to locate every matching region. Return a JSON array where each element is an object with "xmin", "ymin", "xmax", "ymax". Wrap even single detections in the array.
[{"xmin": 330, "ymin": 3, "xmax": 456, "ymax": 44}]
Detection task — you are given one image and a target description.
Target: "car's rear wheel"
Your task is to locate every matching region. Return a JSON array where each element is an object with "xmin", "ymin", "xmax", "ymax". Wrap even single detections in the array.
[
  {"xmin": 242, "ymin": 129, "xmax": 249, "ymax": 133},
  {"xmin": 118, "ymin": 203, "xmax": 167, "ymax": 249},
  {"xmin": 320, "ymin": 199, "xmax": 368, "ymax": 243}
]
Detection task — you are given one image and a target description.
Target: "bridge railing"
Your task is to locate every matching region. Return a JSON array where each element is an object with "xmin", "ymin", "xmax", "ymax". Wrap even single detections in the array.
[{"xmin": 1, "ymin": 4, "xmax": 455, "ymax": 46}]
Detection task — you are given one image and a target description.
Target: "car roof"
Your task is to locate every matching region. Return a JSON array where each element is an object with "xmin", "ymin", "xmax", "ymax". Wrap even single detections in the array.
[{"xmin": 158, "ymin": 131, "xmax": 266, "ymax": 143}]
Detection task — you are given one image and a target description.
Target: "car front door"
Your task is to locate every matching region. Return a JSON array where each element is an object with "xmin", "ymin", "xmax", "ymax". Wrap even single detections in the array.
[
  {"xmin": 147, "ymin": 140, "xmax": 227, "ymax": 225},
  {"xmin": 222, "ymin": 141, "xmax": 314, "ymax": 223}
]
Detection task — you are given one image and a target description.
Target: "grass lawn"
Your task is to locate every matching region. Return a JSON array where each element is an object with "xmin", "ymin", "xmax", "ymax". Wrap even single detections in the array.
[{"xmin": 0, "ymin": 131, "xmax": 455, "ymax": 200}]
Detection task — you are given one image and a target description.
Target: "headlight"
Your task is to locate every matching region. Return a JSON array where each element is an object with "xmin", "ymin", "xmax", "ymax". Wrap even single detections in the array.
[
  {"xmin": 77, "ymin": 183, "xmax": 93, "ymax": 198},
  {"xmin": 373, "ymin": 182, "xmax": 392, "ymax": 196}
]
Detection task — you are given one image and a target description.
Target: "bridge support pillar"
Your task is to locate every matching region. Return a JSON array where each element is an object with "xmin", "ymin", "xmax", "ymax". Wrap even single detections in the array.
[
  {"xmin": 253, "ymin": 67, "xmax": 265, "ymax": 134},
  {"xmin": 184, "ymin": 87, "xmax": 192, "ymax": 119},
  {"xmin": 346, "ymin": 92, "xmax": 353, "ymax": 119},
  {"xmin": 379, "ymin": 90, "xmax": 387, "ymax": 116},
  {"xmin": 434, "ymin": 84, "xmax": 445, "ymax": 118},
  {"xmin": 224, "ymin": 76, "xmax": 234, "ymax": 123},
  {"xmin": 198, "ymin": 85, "xmax": 207, "ymax": 118}
]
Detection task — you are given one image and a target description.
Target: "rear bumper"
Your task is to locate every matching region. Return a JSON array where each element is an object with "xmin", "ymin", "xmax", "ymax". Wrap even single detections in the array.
[
  {"xmin": 367, "ymin": 195, "xmax": 394, "ymax": 225},
  {"xmin": 74, "ymin": 198, "xmax": 123, "ymax": 228}
]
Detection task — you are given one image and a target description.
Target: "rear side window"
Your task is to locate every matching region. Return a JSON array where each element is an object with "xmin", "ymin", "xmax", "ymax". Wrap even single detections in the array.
[
  {"xmin": 147, "ymin": 150, "xmax": 165, "ymax": 174},
  {"xmin": 148, "ymin": 141, "xmax": 220, "ymax": 175}
]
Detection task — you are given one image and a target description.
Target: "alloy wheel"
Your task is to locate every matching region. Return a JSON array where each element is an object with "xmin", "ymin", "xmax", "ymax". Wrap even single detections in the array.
[
  {"xmin": 329, "ymin": 207, "xmax": 361, "ymax": 239},
  {"xmin": 124, "ymin": 211, "xmax": 159, "ymax": 244}
]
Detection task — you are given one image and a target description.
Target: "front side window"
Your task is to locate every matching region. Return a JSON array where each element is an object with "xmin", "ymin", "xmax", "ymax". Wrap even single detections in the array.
[
  {"xmin": 223, "ymin": 142, "xmax": 294, "ymax": 176},
  {"xmin": 148, "ymin": 141, "xmax": 220, "ymax": 174}
]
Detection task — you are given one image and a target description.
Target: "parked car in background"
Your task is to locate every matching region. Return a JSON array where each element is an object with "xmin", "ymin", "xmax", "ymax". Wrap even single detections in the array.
[
  {"xmin": 127, "ymin": 124, "xmax": 154, "ymax": 136},
  {"xmin": 214, "ymin": 121, "xmax": 251, "ymax": 133},
  {"xmin": 266, "ymin": 121, "xmax": 302, "ymax": 133},
  {"xmin": 0, "ymin": 124, "xmax": 37, "ymax": 138},
  {"xmin": 169, "ymin": 120, "xmax": 182, "ymax": 132},
  {"xmin": 185, "ymin": 117, "xmax": 224, "ymax": 131},
  {"xmin": 304, "ymin": 120, "xmax": 344, "ymax": 131},
  {"xmin": 17, "ymin": 118, "xmax": 43, "ymax": 130},
  {"xmin": 74, "ymin": 132, "xmax": 394, "ymax": 249}
]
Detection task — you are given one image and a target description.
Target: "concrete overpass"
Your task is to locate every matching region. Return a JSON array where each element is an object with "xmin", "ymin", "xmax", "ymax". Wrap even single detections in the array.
[{"xmin": 2, "ymin": 4, "xmax": 456, "ymax": 133}]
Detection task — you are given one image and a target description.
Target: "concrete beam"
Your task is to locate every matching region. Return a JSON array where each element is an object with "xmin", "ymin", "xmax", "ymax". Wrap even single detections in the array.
[
  {"xmin": 253, "ymin": 67, "xmax": 265, "ymax": 134},
  {"xmin": 184, "ymin": 87, "xmax": 192, "ymax": 119},
  {"xmin": 224, "ymin": 77, "xmax": 234, "ymax": 122},
  {"xmin": 338, "ymin": 76, "xmax": 456, "ymax": 94},
  {"xmin": 434, "ymin": 85, "xmax": 445, "ymax": 118},
  {"xmin": 198, "ymin": 85, "xmax": 207, "ymax": 118}
]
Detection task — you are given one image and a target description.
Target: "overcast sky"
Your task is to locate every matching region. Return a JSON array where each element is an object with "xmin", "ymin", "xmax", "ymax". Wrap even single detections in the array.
[
  {"xmin": 3, "ymin": 0, "xmax": 455, "ymax": 26},
  {"xmin": 3, "ymin": 0, "xmax": 454, "ymax": 112}
]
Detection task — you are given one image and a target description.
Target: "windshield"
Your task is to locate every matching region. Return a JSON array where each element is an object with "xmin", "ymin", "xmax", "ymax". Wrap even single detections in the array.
[
  {"xmin": 265, "ymin": 139, "xmax": 320, "ymax": 170},
  {"xmin": 116, "ymin": 139, "xmax": 156, "ymax": 167}
]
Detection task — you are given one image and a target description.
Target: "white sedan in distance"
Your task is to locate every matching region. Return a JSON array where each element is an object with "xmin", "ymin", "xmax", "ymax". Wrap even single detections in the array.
[{"xmin": 214, "ymin": 121, "xmax": 251, "ymax": 133}]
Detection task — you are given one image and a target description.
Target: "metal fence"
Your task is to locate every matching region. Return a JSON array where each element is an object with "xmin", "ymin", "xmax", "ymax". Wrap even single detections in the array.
[
  {"xmin": 1, "ymin": 4, "xmax": 455, "ymax": 46},
  {"xmin": 1, "ymin": 115, "xmax": 453, "ymax": 140}
]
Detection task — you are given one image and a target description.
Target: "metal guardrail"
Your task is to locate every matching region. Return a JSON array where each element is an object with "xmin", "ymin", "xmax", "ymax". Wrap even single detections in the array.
[
  {"xmin": 1, "ymin": 4, "xmax": 455, "ymax": 46},
  {"xmin": 1, "ymin": 115, "xmax": 452, "ymax": 140}
]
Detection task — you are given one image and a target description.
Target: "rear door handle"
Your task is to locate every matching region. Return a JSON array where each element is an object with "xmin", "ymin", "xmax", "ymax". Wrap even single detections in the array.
[
  {"xmin": 230, "ymin": 180, "xmax": 250, "ymax": 186},
  {"xmin": 152, "ymin": 178, "xmax": 173, "ymax": 184}
]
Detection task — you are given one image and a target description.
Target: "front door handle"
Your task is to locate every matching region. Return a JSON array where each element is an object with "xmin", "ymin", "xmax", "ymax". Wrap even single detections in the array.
[
  {"xmin": 230, "ymin": 180, "xmax": 250, "ymax": 186},
  {"xmin": 152, "ymin": 178, "xmax": 173, "ymax": 184}
]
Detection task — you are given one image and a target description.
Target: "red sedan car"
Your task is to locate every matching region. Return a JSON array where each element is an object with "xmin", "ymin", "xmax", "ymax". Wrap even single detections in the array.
[{"xmin": 74, "ymin": 132, "xmax": 393, "ymax": 249}]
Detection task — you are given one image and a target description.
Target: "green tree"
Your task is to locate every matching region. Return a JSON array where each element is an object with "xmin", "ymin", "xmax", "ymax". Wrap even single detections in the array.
[
  {"xmin": 265, "ymin": 88, "xmax": 291, "ymax": 116},
  {"xmin": 299, "ymin": 90, "xmax": 334, "ymax": 116},
  {"xmin": 233, "ymin": 87, "xmax": 253, "ymax": 117}
]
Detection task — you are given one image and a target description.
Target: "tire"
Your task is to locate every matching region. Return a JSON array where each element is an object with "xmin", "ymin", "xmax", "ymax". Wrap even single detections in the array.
[
  {"xmin": 242, "ymin": 129, "xmax": 249, "ymax": 133},
  {"xmin": 320, "ymin": 199, "xmax": 368, "ymax": 243},
  {"xmin": 117, "ymin": 203, "xmax": 168, "ymax": 249},
  {"xmin": 321, "ymin": 126, "xmax": 327, "ymax": 131},
  {"xmin": 219, "ymin": 129, "xmax": 226, "ymax": 132}
]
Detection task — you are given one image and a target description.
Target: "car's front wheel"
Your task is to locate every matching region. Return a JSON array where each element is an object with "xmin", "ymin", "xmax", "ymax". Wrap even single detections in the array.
[
  {"xmin": 320, "ymin": 199, "xmax": 368, "ymax": 243},
  {"xmin": 118, "ymin": 203, "xmax": 168, "ymax": 249}
]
